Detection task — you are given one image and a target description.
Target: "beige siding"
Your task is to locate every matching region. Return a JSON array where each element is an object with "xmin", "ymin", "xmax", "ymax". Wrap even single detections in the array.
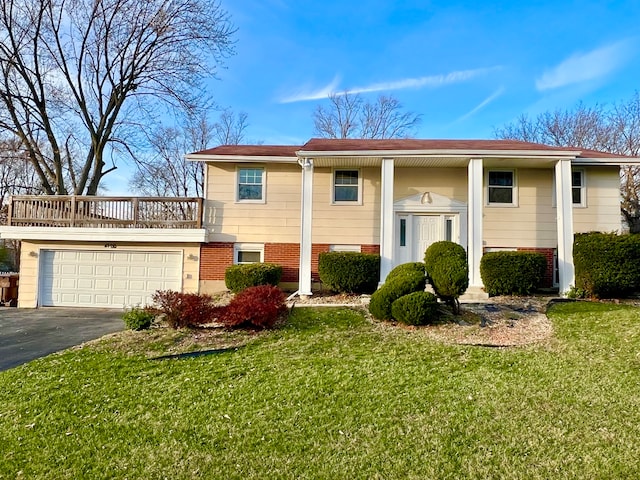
[
  {"xmin": 484, "ymin": 169, "xmax": 556, "ymax": 248},
  {"xmin": 205, "ymin": 163, "xmax": 301, "ymax": 243},
  {"xmin": 17, "ymin": 241, "xmax": 200, "ymax": 308},
  {"xmin": 573, "ymin": 166, "xmax": 621, "ymax": 233},
  {"xmin": 394, "ymin": 167, "xmax": 468, "ymax": 201},
  {"xmin": 312, "ymin": 167, "xmax": 380, "ymax": 244}
]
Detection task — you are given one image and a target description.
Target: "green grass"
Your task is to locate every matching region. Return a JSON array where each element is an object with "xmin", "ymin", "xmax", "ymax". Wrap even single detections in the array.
[{"xmin": 1, "ymin": 302, "xmax": 640, "ymax": 479}]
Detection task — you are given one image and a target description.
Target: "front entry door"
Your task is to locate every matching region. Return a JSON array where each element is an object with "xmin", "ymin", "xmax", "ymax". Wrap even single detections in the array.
[{"xmin": 414, "ymin": 215, "xmax": 442, "ymax": 261}]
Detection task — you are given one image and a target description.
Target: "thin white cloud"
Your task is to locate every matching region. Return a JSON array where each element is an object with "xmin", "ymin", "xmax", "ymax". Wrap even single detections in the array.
[
  {"xmin": 279, "ymin": 66, "xmax": 501, "ymax": 103},
  {"xmin": 535, "ymin": 40, "xmax": 633, "ymax": 91},
  {"xmin": 280, "ymin": 76, "xmax": 342, "ymax": 103},
  {"xmin": 457, "ymin": 87, "xmax": 506, "ymax": 122}
]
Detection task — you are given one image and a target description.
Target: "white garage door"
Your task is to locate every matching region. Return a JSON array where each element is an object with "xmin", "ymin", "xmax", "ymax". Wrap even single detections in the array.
[{"xmin": 39, "ymin": 250, "xmax": 182, "ymax": 307}]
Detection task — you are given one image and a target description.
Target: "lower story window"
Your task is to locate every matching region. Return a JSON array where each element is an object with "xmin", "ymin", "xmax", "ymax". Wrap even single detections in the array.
[{"xmin": 234, "ymin": 243, "xmax": 264, "ymax": 264}]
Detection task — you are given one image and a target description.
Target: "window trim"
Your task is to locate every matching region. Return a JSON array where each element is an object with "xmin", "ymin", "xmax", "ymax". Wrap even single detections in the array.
[
  {"xmin": 332, "ymin": 168, "xmax": 362, "ymax": 205},
  {"xmin": 236, "ymin": 166, "xmax": 266, "ymax": 204},
  {"xmin": 485, "ymin": 169, "xmax": 518, "ymax": 207},
  {"xmin": 571, "ymin": 169, "xmax": 586, "ymax": 208},
  {"xmin": 552, "ymin": 168, "xmax": 587, "ymax": 208},
  {"xmin": 233, "ymin": 243, "xmax": 264, "ymax": 264}
]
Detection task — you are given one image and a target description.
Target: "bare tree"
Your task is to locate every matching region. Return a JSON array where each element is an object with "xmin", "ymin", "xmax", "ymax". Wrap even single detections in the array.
[
  {"xmin": 313, "ymin": 92, "xmax": 421, "ymax": 139},
  {"xmin": 0, "ymin": 137, "xmax": 42, "ymax": 222},
  {"xmin": 0, "ymin": 0, "xmax": 235, "ymax": 196},
  {"xmin": 495, "ymin": 95, "xmax": 640, "ymax": 232},
  {"xmin": 131, "ymin": 109, "xmax": 249, "ymax": 197}
]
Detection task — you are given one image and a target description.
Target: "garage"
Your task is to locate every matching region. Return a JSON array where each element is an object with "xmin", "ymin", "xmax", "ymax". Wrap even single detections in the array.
[{"xmin": 39, "ymin": 250, "xmax": 182, "ymax": 308}]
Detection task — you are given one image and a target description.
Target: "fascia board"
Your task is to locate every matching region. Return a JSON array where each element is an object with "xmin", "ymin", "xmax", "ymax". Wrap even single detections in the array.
[
  {"xmin": 0, "ymin": 226, "xmax": 207, "ymax": 243},
  {"xmin": 185, "ymin": 154, "xmax": 299, "ymax": 163}
]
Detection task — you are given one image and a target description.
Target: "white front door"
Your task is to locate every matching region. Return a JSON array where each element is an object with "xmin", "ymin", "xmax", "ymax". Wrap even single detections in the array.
[
  {"xmin": 415, "ymin": 215, "xmax": 442, "ymax": 261},
  {"xmin": 396, "ymin": 213, "xmax": 458, "ymax": 265}
]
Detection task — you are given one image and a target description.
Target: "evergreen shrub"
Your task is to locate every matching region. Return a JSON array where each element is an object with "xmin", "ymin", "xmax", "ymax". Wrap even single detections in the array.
[
  {"xmin": 573, "ymin": 232, "xmax": 640, "ymax": 298},
  {"xmin": 391, "ymin": 291, "xmax": 439, "ymax": 326},
  {"xmin": 424, "ymin": 241, "xmax": 468, "ymax": 310},
  {"xmin": 318, "ymin": 252, "xmax": 380, "ymax": 294},
  {"xmin": 225, "ymin": 263, "xmax": 283, "ymax": 293},
  {"xmin": 480, "ymin": 251, "xmax": 546, "ymax": 296},
  {"xmin": 368, "ymin": 271, "xmax": 426, "ymax": 320}
]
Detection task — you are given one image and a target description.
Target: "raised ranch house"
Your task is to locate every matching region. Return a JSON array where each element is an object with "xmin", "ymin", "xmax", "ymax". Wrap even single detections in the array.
[{"xmin": 1, "ymin": 138, "xmax": 638, "ymax": 308}]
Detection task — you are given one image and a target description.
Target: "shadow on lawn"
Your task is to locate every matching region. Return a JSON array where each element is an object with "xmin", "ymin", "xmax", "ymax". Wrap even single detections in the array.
[{"xmin": 152, "ymin": 346, "xmax": 243, "ymax": 361}]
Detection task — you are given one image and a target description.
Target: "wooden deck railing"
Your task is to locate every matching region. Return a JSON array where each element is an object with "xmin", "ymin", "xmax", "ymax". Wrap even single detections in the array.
[{"xmin": 7, "ymin": 196, "xmax": 203, "ymax": 229}]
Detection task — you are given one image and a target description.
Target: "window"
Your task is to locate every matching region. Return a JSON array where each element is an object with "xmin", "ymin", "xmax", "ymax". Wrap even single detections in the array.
[
  {"xmin": 487, "ymin": 170, "xmax": 516, "ymax": 205},
  {"xmin": 329, "ymin": 245, "xmax": 361, "ymax": 252},
  {"xmin": 445, "ymin": 217, "xmax": 454, "ymax": 242},
  {"xmin": 572, "ymin": 170, "xmax": 585, "ymax": 206},
  {"xmin": 333, "ymin": 169, "xmax": 360, "ymax": 203},
  {"xmin": 399, "ymin": 218, "xmax": 407, "ymax": 247},
  {"xmin": 237, "ymin": 167, "xmax": 264, "ymax": 202},
  {"xmin": 234, "ymin": 243, "xmax": 264, "ymax": 264}
]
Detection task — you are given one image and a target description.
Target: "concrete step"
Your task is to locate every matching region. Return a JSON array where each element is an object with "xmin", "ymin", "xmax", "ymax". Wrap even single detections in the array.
[{"xmin": 459, "ymin": 287, "xmax": 489, "ymax": 303}]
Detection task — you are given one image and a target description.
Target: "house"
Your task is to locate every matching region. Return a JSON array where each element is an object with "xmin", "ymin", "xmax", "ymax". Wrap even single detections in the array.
[{"xmin": 1, "ymin": 138, "xmax": 638, "ymax": 308}]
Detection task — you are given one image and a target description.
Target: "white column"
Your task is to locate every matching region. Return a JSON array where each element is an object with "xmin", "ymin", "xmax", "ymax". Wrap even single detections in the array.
[
  {"xmin": 555, "ymin": 159, "xmax": 575, "ymax": 295},
  {"xmin": 379, "ymin": 158, "xmax": 395, "ymax": 285},
  {"xmin": 467, "ymin": 158, "xmax": 483, "ymax": 287},
  {"xmin": 299, "ymin": 158, "xmax": 314, "ymax": 296}
]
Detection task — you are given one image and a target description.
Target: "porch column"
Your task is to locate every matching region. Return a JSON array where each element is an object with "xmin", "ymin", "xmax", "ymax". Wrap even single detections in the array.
[
  {"xmin": 299, "ymin": 158, "xmax": 314, "ymax": 296},
  {"xmin": 555, "ymin": 159, "xmax": 575, "ymax": 295},
  {"xmin": 467, "ymin": 158, "xmax": 483, "ymax": 287},
  {"xmin": 379, "ymin": 158, "xmax": 395, "ymax": 285}
]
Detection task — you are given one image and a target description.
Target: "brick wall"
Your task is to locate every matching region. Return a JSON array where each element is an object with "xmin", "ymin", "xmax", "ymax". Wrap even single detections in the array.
[{"xmin": 200, "ymin": 242, "xmax": 380, "ymax": 282}]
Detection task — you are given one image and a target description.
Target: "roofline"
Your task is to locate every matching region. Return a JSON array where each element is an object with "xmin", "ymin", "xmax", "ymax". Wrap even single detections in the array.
[
  {"xmin": 296, "ymin": 148, "xmax": 583, "ymax": 158},
  {"xmin": 185, "ymin": 154, "xmax": 299, "ymax": 163},
  {"xmin": 572, "ymin": 158, "xmax": 640, "ymax": 166}
]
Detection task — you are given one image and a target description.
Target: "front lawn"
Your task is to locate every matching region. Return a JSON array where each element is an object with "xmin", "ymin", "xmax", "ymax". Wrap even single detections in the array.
[{"xmin": 1, "ymin": 302, "xmax": 639, "ymax": 479}]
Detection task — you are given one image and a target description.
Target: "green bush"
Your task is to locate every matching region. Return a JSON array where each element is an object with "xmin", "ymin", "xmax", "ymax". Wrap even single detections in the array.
[
  {"xmin": 424, "ymin": 241, "xmax": 468, "ymax": 312},
  {"xmin": 122, "ymin": 306, "xmax": 156, "ymax": 331},
  {"xmin": 369, "ymin": 272, "xmax": 426, "ymax": 320},
  {"xmin": 386, "ymin": 262, "xmax": 426, "ymax": 283},
  {"xmin": 574, "ymin": 233, "xmax": 640, "ymax": 298},
  {"xmin": 391, "ymin": 291, "xmax": 439, "ymax": 326},
  {"xmin": 318, "ymin": 252, "xmax": 380, "ymax": 294},
  {"xmin": 480, "ymin": 251, "xmax": 546, "ymax": 296},
  {"xmin": 225, "ymin": 263, "xmax": 283, "ymax": 294}
]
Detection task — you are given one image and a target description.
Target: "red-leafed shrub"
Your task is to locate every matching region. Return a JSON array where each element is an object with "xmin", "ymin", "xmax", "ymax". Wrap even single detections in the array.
[
  {"xmin": 151, "ymin": 290, "xmax": 221, "ymax": 329},
  {"xmin": 220, "ymin": 285, "xmax": 287, "ymax": 330}
]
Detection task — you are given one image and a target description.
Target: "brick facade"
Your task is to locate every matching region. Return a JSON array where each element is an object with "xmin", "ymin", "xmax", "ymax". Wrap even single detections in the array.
[{"xmin": 200, "ymin": 242, "xmax": 380, "ymax": 282}]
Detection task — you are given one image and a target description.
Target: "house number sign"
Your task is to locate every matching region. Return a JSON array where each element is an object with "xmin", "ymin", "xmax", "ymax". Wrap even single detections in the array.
[{"xmin": 104, "ymin": 243, "xmax": 117, "ymax": 248}]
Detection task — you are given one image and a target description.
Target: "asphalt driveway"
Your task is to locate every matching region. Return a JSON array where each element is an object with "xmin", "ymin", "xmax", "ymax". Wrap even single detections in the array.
[{"xmin": 0, "ymin": 308, "xmax": 124, "ymax": 371}]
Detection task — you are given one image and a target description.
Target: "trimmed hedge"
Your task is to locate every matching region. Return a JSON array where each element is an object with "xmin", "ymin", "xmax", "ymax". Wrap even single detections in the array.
[
  {"xmin": 386, "ymin": 262, "xmax": 426, "ymax": 283},
  {"xmin": 225, "ymin": 263, "xmax": 283, "ymax": 294},
  {"xmin": 574, "ymin": 232, "xmax": 640, "ymax": 298},
  {"xmin": 480, "ymin": 251, "xmax": 546, "ymax": 296},
  {"xmin": 424, "ymin": 241, "xmax": 468, "ymax": 309},
  {"xmin": 318, "ymin": 252, "xmax": 380, "ymax": 294},
  {"xmin": 391, "ymin": 291, "xmax": 439, "ymax": 326},
  {"xmin": 369, "ymin": 271, "xmax": 426, "ymax": 320}
]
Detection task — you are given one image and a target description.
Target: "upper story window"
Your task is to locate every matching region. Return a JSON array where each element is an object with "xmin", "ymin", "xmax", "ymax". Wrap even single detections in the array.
[
  {"xmin": 572, "ymin": 170, "xmax": 585, "ymax": 206},
  {"xmin": 237, "ymin": 167, "xmax": 264, "ymax": 202},
  {"xmin": 333, "ymin": 169, "xmax": 361, "ymax": 203},
  {"xmin": 487, "ymin": 170, "xmax": 516, "ymax": 206}
]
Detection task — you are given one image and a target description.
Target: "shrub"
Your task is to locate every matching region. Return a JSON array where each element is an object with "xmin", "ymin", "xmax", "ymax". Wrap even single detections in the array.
[
  {"xmin": 386, "ymin": 262, "xmax": 426, "ymax": 283},
  {"xmin": 480, "ymin": 251, "xmax": 546, "ymax": 296},
  {"xmin": 574, "ymin": 232, "xmax": 640, "ymax": 298},
  {"xmin": 424, "ymin": 241, "xmax": 468, "ymax": 312},
  {"xmin": 122, "ymin": 306, "xmax": 156, "ymax": 331},
  {"xmin": 220, "ymin": 285, "xmax": 287, "ymax": 330},
  {"xmin": 151, "ymin": 290, "xmax": 220, "ymax": 329},
  {"xmin": 391, "ymin": 291, "xmax": 440, "ymax": 326},
  {"xmin": 369, "ymin": 271, "xmax": 426, "ymax": 320},
  {"xmin": 318, "ymin": 252, "xmax": 380, "ymax": 294},
  {"xmin": 225, "ymin": 263, "xmax": 283, "ymax": 294}
]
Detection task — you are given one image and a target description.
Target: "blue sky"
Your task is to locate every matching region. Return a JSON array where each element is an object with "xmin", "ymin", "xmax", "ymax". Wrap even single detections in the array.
[{"xmin": 210, "ymin": 0, "xmax": 640, "ymax": 145}]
